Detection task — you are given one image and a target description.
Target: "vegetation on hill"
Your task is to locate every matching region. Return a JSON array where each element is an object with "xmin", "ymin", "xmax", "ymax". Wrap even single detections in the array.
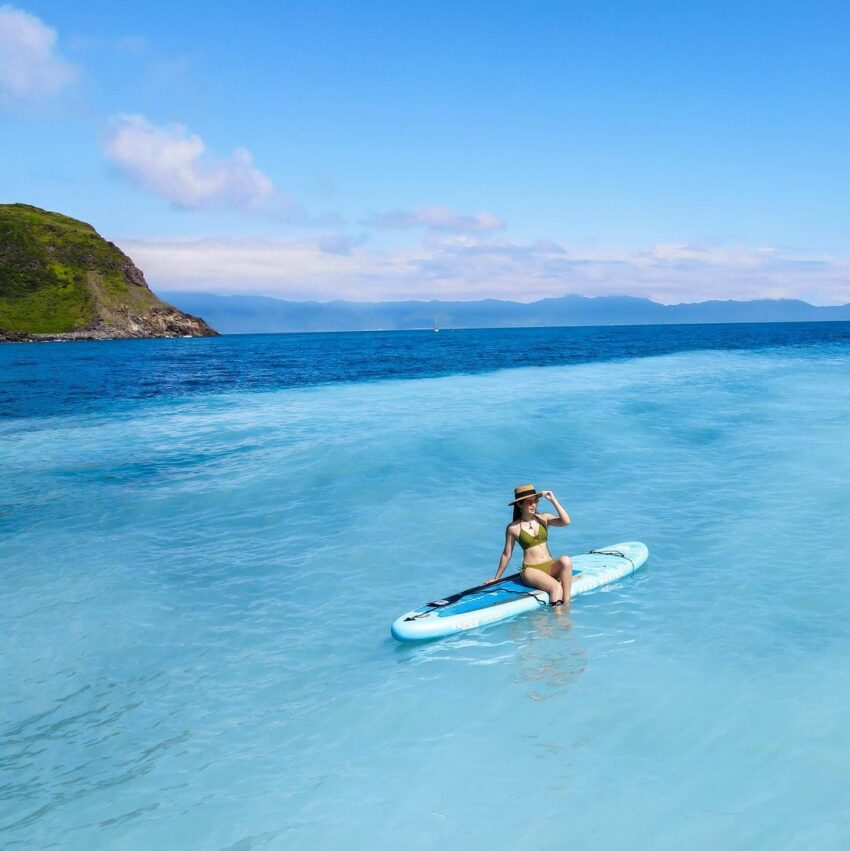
[{"xmin": 0, "ymin": 204, "xmax": 215, "ymax": 339}]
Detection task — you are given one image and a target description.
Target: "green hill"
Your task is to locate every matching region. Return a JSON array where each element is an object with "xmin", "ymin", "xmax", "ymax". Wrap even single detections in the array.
[{"xmin": 0, "ymin": 204, "xmax": 216, "ymax": 340}]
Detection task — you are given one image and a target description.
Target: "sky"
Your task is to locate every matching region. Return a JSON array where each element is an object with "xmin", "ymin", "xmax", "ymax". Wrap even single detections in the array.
[{"xmin": 2, "ymin": 0, "xmax": 850, "ymax": 304}]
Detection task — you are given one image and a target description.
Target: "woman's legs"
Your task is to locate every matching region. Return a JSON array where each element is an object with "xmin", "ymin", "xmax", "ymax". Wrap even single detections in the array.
[
  {"xmin": 519, "ymin": 566, "xmax": 564, "ymax": 605},
  {"xmin": 550, "ymin": 556, "xmax": 581, "ymax": 603}
]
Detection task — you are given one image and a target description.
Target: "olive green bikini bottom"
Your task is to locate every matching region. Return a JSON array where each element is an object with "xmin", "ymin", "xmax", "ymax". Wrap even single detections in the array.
[{"xmin": 520, "ymin": 560, "xmax": 553, "ymax": 576}]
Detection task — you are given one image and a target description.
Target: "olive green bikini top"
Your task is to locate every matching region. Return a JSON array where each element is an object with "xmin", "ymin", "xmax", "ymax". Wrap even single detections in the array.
[{"xmin": 518, "ymin": 518, "xmax": 548, "ymax": 550}]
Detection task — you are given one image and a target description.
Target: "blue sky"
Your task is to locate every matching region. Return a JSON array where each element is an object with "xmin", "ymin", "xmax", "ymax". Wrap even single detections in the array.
[{"xmin": 3, "ymin": 1, "xmax": 850, "ymax": 303}]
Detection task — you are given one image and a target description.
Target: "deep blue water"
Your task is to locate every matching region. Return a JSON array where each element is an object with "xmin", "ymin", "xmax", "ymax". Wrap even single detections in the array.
[
  {"xmin": 3, "ymin": 322, "xmax": 850, "ymax": 849},
  {"xmin": 3, "ymin": 321, "xmax": 850, "ymax": 419}
]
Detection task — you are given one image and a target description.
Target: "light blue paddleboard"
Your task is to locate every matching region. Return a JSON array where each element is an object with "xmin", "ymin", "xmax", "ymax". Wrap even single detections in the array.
[{"xmin": 391, "ymin": 541, "xmax": 648, "ymax": 642}]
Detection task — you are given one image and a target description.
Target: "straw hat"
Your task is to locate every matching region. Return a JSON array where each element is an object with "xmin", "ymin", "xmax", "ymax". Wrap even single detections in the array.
[{"xmin": 508, "ymin": 484, "xmax": 544, "ymax": 505}]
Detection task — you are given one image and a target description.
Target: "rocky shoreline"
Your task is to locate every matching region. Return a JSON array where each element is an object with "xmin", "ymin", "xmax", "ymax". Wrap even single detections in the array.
[{"xmin": 0, "ymin": 306, "xmax": 218, "ymax": 343}]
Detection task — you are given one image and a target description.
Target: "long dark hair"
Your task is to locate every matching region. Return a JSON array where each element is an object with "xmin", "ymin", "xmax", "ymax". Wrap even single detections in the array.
[{"xmin": 513, "ymin": 502, "xmax": 533, "ymax": 523}]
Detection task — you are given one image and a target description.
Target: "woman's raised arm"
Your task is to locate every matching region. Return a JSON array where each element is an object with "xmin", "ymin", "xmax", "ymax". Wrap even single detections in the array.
[{"xmin": 541, "ymin": 490, "xmax": 571, "ymax": 527}]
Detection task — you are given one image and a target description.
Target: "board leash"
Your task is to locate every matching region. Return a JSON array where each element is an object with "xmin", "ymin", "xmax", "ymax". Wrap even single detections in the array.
[{"xmin": 587, "ymin": 549, "xmax": 635, "ymax": 571}]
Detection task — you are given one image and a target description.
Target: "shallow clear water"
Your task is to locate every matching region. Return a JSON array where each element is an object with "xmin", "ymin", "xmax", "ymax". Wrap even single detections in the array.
[{"xmin": 3, "ymin": 327, "xmax": 850, "ymax": 849}]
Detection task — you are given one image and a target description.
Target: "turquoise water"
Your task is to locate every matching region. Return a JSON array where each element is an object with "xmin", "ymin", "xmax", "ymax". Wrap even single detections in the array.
[{"xmin": 3, "ymin": 327, "xmax": 850, "ymax": 849}]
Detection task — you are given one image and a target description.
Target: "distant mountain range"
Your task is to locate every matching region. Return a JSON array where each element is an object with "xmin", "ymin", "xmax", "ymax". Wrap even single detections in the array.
[{"xmin": 159, "ymin": 291, "xmax": 850, "ymax": 334}]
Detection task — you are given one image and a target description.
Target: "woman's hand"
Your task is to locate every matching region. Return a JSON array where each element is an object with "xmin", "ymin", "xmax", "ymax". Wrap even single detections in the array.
[
  {"xmin": 543, "ymin": 491, "xmax": 571, "ymax": 526},
  {"xmin": 483, "ymin": 577, "xmax": 498, "ymax": 585}
]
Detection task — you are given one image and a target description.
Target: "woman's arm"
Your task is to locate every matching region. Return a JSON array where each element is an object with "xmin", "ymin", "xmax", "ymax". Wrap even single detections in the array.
[
  {"xmin": 485, "ymin": 526, "xmax": 516, "ymax": 583},
  {"xmin": 541, "ymin": 490, "xmax": 571, "ymax": 527}
]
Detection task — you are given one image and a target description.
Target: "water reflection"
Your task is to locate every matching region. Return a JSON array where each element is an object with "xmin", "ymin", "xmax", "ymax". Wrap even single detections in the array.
[{"xmin": 506, "ymin": 610, "xmax": 588, "ymax": 702}]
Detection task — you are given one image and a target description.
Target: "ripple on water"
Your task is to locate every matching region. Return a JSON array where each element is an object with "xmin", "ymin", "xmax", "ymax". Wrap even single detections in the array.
[{"xmin": 3, "ymin": 341, "xmax": 850, "ymax": 848}]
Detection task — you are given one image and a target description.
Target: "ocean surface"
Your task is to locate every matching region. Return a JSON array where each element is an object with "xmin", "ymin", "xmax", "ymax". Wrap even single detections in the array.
[{"xmin": 3, "ymin": 322, "xmax": 850, "ymax": 849}]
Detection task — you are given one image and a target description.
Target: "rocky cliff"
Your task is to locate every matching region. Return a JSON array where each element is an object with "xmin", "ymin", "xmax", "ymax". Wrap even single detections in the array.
[{"xmin": 0, "ymin": 204, "xmax": 217, "ymax": 341}]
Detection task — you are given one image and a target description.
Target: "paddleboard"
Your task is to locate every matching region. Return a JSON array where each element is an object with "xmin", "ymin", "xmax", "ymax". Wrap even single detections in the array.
[{"xmin": 391, "ymin": 541, "xmax": 648, "ymax": 642}]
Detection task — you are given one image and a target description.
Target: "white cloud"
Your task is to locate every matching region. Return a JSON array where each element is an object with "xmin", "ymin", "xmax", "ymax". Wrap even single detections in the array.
[
  {"xmin": 0, "ymin": 4, "xmax": 77, "ymax": 103},
  {"xmin": 103, "ymin": 114, "xmax": 275, "ymax": 212},
  {"xmin": 122, "ymin": 237, "xmax": 410, "ymax": 301},
  {"xmin": 375, "ymin": 205, "xmax": 505, "ymax": 234},
  {"xmin": 119, "ymin": 234, "xmax": 850, "ymax": 306}
]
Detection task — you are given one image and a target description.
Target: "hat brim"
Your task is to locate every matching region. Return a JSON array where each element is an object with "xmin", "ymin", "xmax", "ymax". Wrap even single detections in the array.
[{"xmin": 508, "ymin": 491, "xmax": 544, "ymax": 506}]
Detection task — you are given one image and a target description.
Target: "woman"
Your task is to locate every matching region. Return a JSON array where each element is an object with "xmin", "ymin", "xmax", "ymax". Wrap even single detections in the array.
[{"xmin": 486, "ymin": 485, "xmax": 581, "ymax": 607}]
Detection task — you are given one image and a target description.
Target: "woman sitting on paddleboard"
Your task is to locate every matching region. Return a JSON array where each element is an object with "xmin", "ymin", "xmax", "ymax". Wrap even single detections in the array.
[{"xmin": 486, "ymin": 485, "xmax": 580, "ymax": 607}]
